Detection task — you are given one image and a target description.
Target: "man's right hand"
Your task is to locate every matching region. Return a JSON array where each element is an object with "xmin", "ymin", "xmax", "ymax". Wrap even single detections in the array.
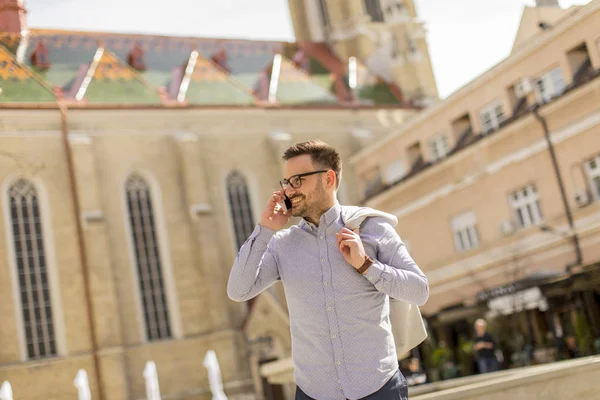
[{"xmin": 259, "ymin": 190, "xmax": 291, "ymax": 231}]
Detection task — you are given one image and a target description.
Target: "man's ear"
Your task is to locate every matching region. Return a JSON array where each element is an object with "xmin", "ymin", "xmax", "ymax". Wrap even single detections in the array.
[{"xmin": 326, "ymin": 170, "xmax": 337, "ymax": 188}]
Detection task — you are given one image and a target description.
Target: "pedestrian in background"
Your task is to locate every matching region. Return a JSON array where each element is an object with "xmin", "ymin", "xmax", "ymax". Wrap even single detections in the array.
[{"xmin": 473, "ymin": 319, "xmax": 499, "ymax": 374}]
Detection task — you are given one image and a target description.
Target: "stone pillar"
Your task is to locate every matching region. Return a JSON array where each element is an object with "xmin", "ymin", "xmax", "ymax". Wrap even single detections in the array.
[
  {"xmin": 346, "ymin": 0, "xmax": 366, "ymax": 20},
  {"xmin": 174, "ymin": 132, "xmax": 230, "ymax": 332},
  {"xmin": 267, "ymin": 131, "xmax": 293, "ymax": 175},
  {"xmin": 325, "ymin": 0, "xmax": 345, "ymax": 27},
  {"xmin": 68, "ymin": 132, "xmax": 128, "ymax": 400}
]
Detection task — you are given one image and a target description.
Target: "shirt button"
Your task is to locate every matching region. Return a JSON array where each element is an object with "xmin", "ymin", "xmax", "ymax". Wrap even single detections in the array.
[
  {"xmin": 336, "ymin": 361, "xmax": 341, "ymax": 365},
  {"xmin": 338, "ymin": 380, "xmax": 341, "ymax": 383},
  {"xmin": 321, "ymin": 258, "xmax": 325, "ymax": 262},
  {"xmin": 324, "ymin": 282, "xmax": 328, "ymax": 286},
  {"xmin": 320, "ymin": 235, "xmax": 324, "ymax": 239},
  {"xmin": 327, "ymin": 307, "xmax": 332, "ymax": 311},
  {"xmin": 332, "ymin": 334, "xmax": 336, "ymax": 338},
  {"xmin": 340, "ymin": 386, "xmax": 343, "ymax": 390}
]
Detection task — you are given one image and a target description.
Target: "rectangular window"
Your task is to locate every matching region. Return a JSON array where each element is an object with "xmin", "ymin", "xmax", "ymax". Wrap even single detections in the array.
[
  {"xmin": 407, "ymin": 141, "xmax": 423, "ymax": 169},
  {"xmin": 429, "ymin": 135, "xmax": 449, "ymax": 162},
  {"xmin": 451, "ymin": 211, "xmax": 480, "ymax": 252},
  {"xmin": 536, "ymin": 67, "xmax": 565, "ymax": 103},
  {"xmin": 362, "ymin": 166, "xmax": 385, "ymax": 198},
  {"xmin": 584, "ymin": 155, "xmax": 600, "ymax": 200},
  {"xmin": 407, "ymin": 35, "xmax": 417, "ymax": 53},
  {"xmin": 452, "ymin": 113, "xmax": 473, "ymax": 147},
  {"xmin": 509, "ymin": 184, "xmax": 543, "ymax": 229},
  {"xmin": 385, "ymin": 159, "xmax": 406, "ymax": 184},
  {"xmin": 567, "ymin": 42, "xmax": 591, "ymax": 82},
  {"xmin": 479, "ymin": 101, "xmax": 505, "ymax": 134},
  {"xmin": 364, "ymin": 0, "xmax": 384, "ymax": 22}
]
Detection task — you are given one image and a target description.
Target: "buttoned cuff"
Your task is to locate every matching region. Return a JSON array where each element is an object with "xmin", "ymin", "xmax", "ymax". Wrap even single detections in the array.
[{"xmin": 362, "ymin": 259, "xmax": 385, "ymax": 283}]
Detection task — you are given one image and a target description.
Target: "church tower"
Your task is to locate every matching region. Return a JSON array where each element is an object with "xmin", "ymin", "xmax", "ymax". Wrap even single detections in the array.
[
  {"xmin": 288, "ymin": 0, "xmax": 439, "ymax": 106},
  {"xmin": 536, "ymin": 0, "xmax": 560, "ymax": 7},
  {"xmin": 0, "ymin": 0, "xmax": 27, "ymax": 34}
]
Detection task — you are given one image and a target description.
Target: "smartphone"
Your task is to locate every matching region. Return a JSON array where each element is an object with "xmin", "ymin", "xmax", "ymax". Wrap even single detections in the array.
[{"xmin": 281, "ymin": 194, "xmax": 293, "ymax": 213}]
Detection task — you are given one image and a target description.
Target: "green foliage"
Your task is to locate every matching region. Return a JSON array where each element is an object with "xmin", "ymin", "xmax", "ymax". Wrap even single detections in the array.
[
  {"xmin": 420, "ymin": 338, "xmax": 436, "ymax": 371},
  {"xmin": 456, "ymin": 336, "xmax": 474, "ymax": 376},
  {"xmin": 573, "ymin": 310, "xmax": 594, "ymax": 355},
  {"xmin": 431, "ymin": 346, "xmax": 452, "ymax": 369}
]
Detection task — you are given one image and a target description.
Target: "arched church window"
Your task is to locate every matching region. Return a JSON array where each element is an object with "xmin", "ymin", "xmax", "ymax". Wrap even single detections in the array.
[
  {"xmin": 226, "ymin": 171, "xmax": 255, "ymax": 250},
  {"xmin": 8, "ymin": 179, "xmax": 57, "ymax": 359},
  {"xmin": 125, "ymin": 174, "xmax": 171, "ymax": 341}
]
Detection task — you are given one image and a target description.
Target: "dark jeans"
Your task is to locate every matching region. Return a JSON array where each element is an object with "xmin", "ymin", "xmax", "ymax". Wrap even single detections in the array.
[
  {"xmin": 477, "ymin": 357, "xmax": 499, "ymax": 374},
  {"xmin": 296, "ymin": 369, "xmax": 408, "ymax": 400}
]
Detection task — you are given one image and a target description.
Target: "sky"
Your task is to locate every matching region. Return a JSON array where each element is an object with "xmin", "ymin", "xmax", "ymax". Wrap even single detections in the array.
[{"xmin": 26, "ymin": 0, "xmax": 591, "ymax": 99}]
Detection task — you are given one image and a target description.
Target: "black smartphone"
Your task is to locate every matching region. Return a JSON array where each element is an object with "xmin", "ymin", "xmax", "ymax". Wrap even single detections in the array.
[{"xmin": 282, "ymin": 194, "xmax": 292, "ymax": 213}]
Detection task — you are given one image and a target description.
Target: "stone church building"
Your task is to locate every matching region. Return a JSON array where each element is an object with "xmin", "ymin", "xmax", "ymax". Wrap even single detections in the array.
[{"xmin": 0, "ymin": 0, "xmax": 436, "ymax": 398}]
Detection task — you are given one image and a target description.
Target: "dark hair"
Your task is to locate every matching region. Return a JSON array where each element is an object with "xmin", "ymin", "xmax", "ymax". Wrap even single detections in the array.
[{"xmin": 282, "ymin": 140, "xmax": 342, "ymax": 188}]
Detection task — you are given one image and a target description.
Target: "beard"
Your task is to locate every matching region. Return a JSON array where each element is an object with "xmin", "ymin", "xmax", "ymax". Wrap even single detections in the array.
[
  {"xmin": 291, "ymin": 197, "xmax": 306, "ymax": 217},
  {"xmin": 291, "ymin": 181, "xmax": 327, "ymax": 221}
]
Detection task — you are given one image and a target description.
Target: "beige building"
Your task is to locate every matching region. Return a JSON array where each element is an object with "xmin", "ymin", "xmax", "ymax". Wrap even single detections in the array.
[
  {"xmin": 0, "ymin": 107, "xmax": 414, "ymax": 400},
  {"xmin": 0, "ymin": 0, "xmax": 428, "ymax": 399},
  {"xmin": 352, "ymin": 0, "xmax": 600, "ymax": 367},
  {"xmin": 288, "ymin": 0, "xmax": 439, "ymax": 105}
]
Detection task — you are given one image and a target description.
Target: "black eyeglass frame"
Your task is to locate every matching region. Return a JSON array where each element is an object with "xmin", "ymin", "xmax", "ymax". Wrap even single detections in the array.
[{"xmin": 279, "ymin": 170, "xmax": 329, "ymax": 190}]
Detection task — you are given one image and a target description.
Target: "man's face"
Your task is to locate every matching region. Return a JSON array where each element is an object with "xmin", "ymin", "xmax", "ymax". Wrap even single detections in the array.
[
  {"xmin": 282, "ymin": 154, "xmax": 328, "ymax": 219},
  {"xmin": 475, "ymin": 323, "xmax": 486, "ymax": 335}
]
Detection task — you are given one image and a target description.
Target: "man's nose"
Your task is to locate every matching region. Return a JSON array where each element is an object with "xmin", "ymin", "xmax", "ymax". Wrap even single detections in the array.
[{"xmin": 285, "ymin": 186, "xmax": 296, "ymax": 197}]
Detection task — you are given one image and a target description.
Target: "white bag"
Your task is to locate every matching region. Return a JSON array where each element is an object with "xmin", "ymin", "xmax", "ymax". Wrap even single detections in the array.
[
  {"xmin": 390, "ymin": 299, "xmax": 427, "ymax": 358},
  {"xmin": 342, "ymin": 210, "xmax": 428, "ymax": 358}
]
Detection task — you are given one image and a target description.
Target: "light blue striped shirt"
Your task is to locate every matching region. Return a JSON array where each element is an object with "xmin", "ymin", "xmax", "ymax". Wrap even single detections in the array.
[{"xmin": 228, "ymin": 203, "xmax": 429, "ymax": 400}]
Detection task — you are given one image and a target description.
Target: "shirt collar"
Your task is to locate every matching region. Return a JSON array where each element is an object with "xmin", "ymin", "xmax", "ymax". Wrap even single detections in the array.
[
  {"xmin": 323, "ymin": 202, "xmax": 342, "ymax": 226},
  {"xmin": 298, "ymin": 202, "xmax": 341, "ymax": 231}
]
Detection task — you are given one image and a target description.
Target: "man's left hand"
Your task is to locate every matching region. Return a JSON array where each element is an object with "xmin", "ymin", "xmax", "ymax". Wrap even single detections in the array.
[{"xmin": 336, "ymin": 227, "xmax": 367, "ymax": 270}]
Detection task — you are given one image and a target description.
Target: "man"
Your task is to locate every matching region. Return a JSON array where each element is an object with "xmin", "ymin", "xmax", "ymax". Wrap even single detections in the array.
[
  {"xmin": 228, "ymin": 140, "xmax": 429, "ymax": 400},
  {"xmin": 473, "ymin": 319, "xmax": 499, "ymax": 374}
]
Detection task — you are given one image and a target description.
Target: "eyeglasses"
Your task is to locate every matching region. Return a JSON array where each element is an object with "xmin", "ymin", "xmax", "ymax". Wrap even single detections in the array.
[{"xmin": 280, "ymin": 170, "xmax": 329, "ymax": 190}]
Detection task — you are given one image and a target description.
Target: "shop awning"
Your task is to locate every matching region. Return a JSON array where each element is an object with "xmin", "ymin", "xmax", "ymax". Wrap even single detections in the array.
[
  {"xmin": 475, "ymin": 270, "xmax": 560, "ymax": 303},
  {"xmin": 486, "ymin": 286, "xmax": 548, "ymax": 317}
]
